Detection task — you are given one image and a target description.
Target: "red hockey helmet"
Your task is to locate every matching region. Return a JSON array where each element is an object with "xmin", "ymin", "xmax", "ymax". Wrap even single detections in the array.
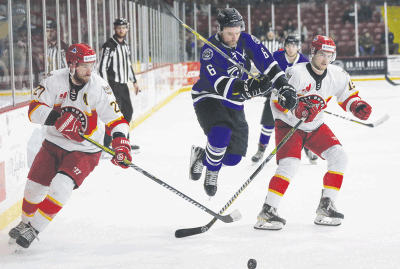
[
  {"xmin": 66, "ymin": 43, "xmax": 96, "ymax": 65},
  {"xmin": 310, "ymin": 35, "xmax": 336, "ymax": 62}
]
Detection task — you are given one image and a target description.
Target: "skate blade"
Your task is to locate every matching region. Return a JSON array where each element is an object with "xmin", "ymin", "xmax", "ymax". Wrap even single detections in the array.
[
  {"xmin": 9, "ymin": 239, "xmax": 23, "ymax": 252},
  {"xmin": 314, "ymin": 215, "xmax": 342, "ymax": 226},
  {"xmin": 131, "ymin": 149, "xmax": 140, "ymax": 154},
  {"xmin": 189, "ymin": 146, "xmax": 196, "ymax": 180},
  {"xmin": 253, "ymin": 219, "xmax": 283, "ymax": 230},
  {"xmin": 251, "ymin": 160, "xmax": 260, "ymax": 166}
]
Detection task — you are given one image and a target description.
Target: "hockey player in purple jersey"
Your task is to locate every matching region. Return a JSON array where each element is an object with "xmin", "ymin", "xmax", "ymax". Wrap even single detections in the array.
[
  {"xmin": 189, "ymin": 8, "xmax": 299, "ymax": 198},
  {"xmin": 251, "ymin": 34, "xmax": 318, "ymax": 165}
]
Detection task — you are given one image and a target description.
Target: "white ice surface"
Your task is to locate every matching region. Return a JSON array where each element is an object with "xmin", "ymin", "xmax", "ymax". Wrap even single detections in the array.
[{"xmin": 1, "ymin": 80, "xmax": 400, "ymax": 268}]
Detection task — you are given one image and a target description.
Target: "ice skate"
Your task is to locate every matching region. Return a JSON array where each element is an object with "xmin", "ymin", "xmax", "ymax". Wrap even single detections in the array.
[
  {"xmin": 254, "ymin": 203, "xmax": 286, "ymax": 230},
  {"xmin": 204, "ymin": 169, "xmax": 219, "ymax": 198},
  {"xmin": 314, "ymin": 195, "xmax": 344, "ymax": 226},
  {"xmin": 304, "ymin": 147, "xmax": 318, "ymax": 164},
  {"xmin": 8, "ymin": 221, "xmax": 29, "ymax": 244},
  {"xmin": 16, "ymin": 222, "xmax": 39, "ymax": 249},
  {"xmin": 251, "ymin": 143, "xmax": 267, "ymax": 165},
  {"xmin": 130, "ymin": 144, "xmax": 140, "ymax": 154},
  {"xmin": 189, "ymin": 146, "xmax": 205, "ymax": 181}
]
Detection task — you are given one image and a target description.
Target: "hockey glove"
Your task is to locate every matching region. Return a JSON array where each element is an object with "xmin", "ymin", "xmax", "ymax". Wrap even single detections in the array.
[
  {"xmin": 350, "ymin": 100, "xmax": 372, "ymax": 120},
  {"xmin": 54, "ymin": 112, "xmax": 84, "ymax": 142},
  {"xmin": 293, "ymin": 101, "xmax": 319, "ymax": 123},
  {"xmin": 232, "ymin": 74, "xmax": 271, "ymax": 100},
  {"xmin": 111, "ymin": 137, "xmax": 132, "ymax": 169},
  {"xmin": 277, "ymin": 85, "xmax": 299, "ymax": 110}
]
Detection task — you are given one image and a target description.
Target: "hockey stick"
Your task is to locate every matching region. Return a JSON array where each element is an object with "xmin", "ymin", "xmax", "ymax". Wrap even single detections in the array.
[
  {"xmin": 161, "ymin": 0, "xmax": 285, "ymax": 101},
  {"xmin": 324, "ymin": 111, "xmax": 389, "ymax": 128},
  {"xmin": 80, "ymin": 134, "xmax": 242, "ymax": 224},
  {"xmin": 175, "ymin": 117, "xmax": 305, "ymax": 238},
  {"xmin": 384, "ymin": 73, "xmax": 400, "ymax": 86}
]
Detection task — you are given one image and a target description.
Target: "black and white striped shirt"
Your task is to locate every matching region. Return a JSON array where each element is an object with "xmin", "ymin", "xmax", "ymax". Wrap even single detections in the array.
[
  {"xmin": 98, "ymin": 35, "xmax": 136, "ymax": 84},
  {"xmin": 262, "ymin": 39, "xmax": 283, "ymax": 53},
  {"xmin": 47, "ymin": 41, "xmax": 68, "ymax": 72}
]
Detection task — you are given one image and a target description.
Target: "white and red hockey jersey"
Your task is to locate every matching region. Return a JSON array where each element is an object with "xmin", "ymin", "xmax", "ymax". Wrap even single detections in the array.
[
  {"xmin": 271, "ymin": 62, "xmax": 362, "ymax": 132},
  {"xmin": 28, "ymin": 68, "xmax": 129, "ymax": 153}
]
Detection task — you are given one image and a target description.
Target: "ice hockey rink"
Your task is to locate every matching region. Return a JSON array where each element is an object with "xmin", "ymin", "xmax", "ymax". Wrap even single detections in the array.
[{"xmin": 1, "ymin": 79, "xmax": 399, "ymax": 268}]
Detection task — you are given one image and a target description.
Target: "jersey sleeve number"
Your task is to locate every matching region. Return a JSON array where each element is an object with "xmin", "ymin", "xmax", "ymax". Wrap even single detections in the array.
[
  {"xmin": 261, "ymin": 48, "xmax": 269, "ymax": 59},
  {"xmin": 33, "ymin": 85, "xmax": 46, "ymax": 98},
  {"xmin": 206, "ymin": 64, "xmax": 216, "ymax": 76},
  {"xmin": 110, "ymin": 101, "xmax": 121, "ymax": 113}
]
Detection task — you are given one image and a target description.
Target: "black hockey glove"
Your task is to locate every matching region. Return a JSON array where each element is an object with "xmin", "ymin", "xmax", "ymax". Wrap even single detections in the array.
[
  {"xmin": 232, "ymin": 74, "xmax": 271, "ymax": 100},
  {"xmin": 277, "ymin": 84, "xmax": 299, "ymax": 110}
]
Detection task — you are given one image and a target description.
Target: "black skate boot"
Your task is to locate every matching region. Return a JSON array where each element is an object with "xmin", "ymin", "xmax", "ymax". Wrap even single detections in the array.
[
  {"xmin": 8, "ymin": 221, "xmax": 29, "ymax": 244},
  {"xmin": 189, "ymin": 146, "xmax": 205, "ymax": 181},
  {"xmin": 304, "ymin": 147, "xmax": 318, "ymax": 164},
  {"xmin": 254, "ymin": 203, "xmax": 286, "ymax": 230},
  {"xmin": 204, "ymin": 169, "xmax": 219, "ymax": 198},
  {"xmin": 16, "ymin": 222, "xmax": 39, "ymax": 249},
  {"xmin": 251, "ymin": 143, "xmax": 267, "ymax": 165},
  {"xmin": 314, "ymin": 193, "xmax": 344, "ymax": 226}
]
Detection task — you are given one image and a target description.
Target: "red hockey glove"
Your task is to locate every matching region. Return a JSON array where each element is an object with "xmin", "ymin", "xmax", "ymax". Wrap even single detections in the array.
[
  {"xmin": 293, "ymin": 101, "xmax": 319, "ymax": 123},
  {"xmin": 111, "ymin": 137, "xmax": 132, "ymax": 169},
  {"xmin": 350, "ymin": 100, "xmax": 372, "ymax": 120},
  {"xmin": 54, "ymin": 112, "xmax": 84, "ymax": 142}
]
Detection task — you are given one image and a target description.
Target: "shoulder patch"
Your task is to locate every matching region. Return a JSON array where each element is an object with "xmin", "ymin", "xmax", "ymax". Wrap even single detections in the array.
[
  {"xmin": 103, "ymin": 85, "xmax": 112, "ymax": 95},
  {"xmin": 202, "ymin": 48, "xmax": 213, "ymax": 61},
  {"xmin": 251, "ymin": 35, "xmax": 261, "ymax": 44}
]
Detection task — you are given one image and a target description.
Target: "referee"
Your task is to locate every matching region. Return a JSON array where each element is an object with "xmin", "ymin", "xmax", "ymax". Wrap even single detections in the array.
[
  {"xmin": 46, "ymin": 20, "xmax": 68, "ymax": 72},
  {"xmin": 99, "ymin": 18, "xmax": 140, "ymax": 153}
]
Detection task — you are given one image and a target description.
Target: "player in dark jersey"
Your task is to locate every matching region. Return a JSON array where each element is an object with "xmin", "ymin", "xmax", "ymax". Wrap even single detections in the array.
[
  {"xmin": 189, "ymin": 8, "xmax": 299, "ymax": 198},
  {"xmin": 250, "ymin": 34, "xmax": 318, "ymax": 165}
]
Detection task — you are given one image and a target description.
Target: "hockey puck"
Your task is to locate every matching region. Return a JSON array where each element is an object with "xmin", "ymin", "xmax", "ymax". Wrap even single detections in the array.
[{"xmin": 247, "ymin": 259, "xmax": 257, "ymax": 269}]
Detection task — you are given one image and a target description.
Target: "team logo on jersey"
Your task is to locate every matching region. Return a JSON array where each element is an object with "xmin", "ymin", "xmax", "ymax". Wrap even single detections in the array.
[
  {"xmin": 103, "ymin": 85, "xmax": 112, "ymax": 95},
  {"xmin": 300, "ymin": 83, "xmax": 312, "ymax": 94},
  {"xmin": 61, "ymin": 106, "xmax": 87, "ymax": 131},
  {"xmin": 227, "ymin": 63, "xmax": 244, "ymax": 79},
  {"xmin": 251, "ymin": 35, "xmax": 261, "ymax": 44},
  {"xmin": 59, "ymin": 92, "xmax": 67, "ymax": 101},
  {"xmin": 202, "ymin": 48, "xmax": 213, "ymax": 61},
  {"xmin": 299, "ymin": 94, "xmax": 326, "ymax": 111}
]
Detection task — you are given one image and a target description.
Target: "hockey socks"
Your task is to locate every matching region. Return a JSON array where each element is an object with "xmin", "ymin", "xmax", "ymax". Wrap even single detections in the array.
[
  {"xmin": 204, "ymin": 125, "xmax": 232, "ymax": 171},
  {"xmin": 21, "ymin": 180, "xmax": 50, "ymax": 224},
  {"xmin": 266, "ymin": 174, "xmax": 291, "ymax": 208},
  {"xmin": 30, "ymin": 173, "xmax": 75, "ymax": 232},
  {"xmin": 322, "ymin": 171, "xmax": 343, "ymax": 202},
  {"xmin": 259, "ymin": 125, "xmax": 274, "ymax": 145}
]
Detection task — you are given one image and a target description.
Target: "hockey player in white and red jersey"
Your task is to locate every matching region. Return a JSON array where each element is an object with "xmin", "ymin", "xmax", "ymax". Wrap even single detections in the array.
[
  {"xmin": 8, "ymin": 43, "xmax": 132, "ymax": 249},
  {"xmin": 254, "ymin": 35, "xmax": 372, "ymax": 230}
]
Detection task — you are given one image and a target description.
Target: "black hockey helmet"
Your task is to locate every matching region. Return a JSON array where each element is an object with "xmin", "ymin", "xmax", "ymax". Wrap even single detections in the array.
[
  {"xmin": 284, "ymin": 34, "xmax": 301, "ymax": 47},
  {"xmin": 216, "ymin": 8, "xmax": 245, "ymax": 32},
  {"xmin": 114, "ymin": 18, "xmax": 129, "ymax": 27}
]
